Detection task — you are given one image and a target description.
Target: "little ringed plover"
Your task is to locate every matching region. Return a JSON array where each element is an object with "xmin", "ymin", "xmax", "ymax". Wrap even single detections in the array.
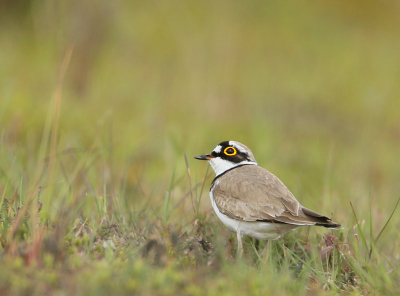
[{"xmin": 195, "ymin": 141, "xmax": 341, "ymax": 253}]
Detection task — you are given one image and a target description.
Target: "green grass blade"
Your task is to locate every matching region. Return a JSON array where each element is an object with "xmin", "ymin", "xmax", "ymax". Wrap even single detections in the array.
[
  {"xmin": 368, "ymin": 193, "xmax": 373, "ymax": 259},
  {"xmin": 163, "ymin": 167, "xmax": 175, "ymax": 222},
  {"xmin": 349, "ymin": 202, "xmax": 369, "ymax": 255},
  {"xmin": 374, "ymin": 196, "xmax": 400, "ymax": 244}
]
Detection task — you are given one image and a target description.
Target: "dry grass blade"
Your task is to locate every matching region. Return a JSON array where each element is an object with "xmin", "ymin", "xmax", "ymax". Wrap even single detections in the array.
[
  {"xmin": 163, "ymin": 168, "xmax": 175, "ymax": 222},
  {"xmin": 197, "ymin": 165, "xmax": 210, "ymax": 214},
  {"xmin": 184, "ymin": 150, "xmax": 196, "ymax": 216}
]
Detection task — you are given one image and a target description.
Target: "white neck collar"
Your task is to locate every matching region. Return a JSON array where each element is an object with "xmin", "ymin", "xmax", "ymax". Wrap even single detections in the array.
[{"xmin": 208, "ymin": 157, "xmax": 257, "ymax": 176}]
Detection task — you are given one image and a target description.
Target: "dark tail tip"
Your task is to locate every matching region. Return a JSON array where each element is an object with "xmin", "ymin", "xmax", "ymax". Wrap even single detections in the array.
[
  {"xmin": 317, "ymin": 222, "xmax": 341, "ymax": 229},
  {"xmin": 302, "ymin": 207, "xmax": 341, "ymax": 229}
]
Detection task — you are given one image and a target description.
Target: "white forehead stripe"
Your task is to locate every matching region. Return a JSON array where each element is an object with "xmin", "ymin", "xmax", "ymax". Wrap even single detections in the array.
[
  {"xmin": 228, "ymin": 141, "xmax": 248, "ymax": 154},
  {"xmin": 213, "ymin": 145, "xmax": 222, "ymax": 153}
]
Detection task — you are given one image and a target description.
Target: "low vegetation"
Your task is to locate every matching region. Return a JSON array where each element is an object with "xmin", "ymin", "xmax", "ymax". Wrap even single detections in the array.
[{"xmin": 1, "ymin": 1, "xmax": 400, "ymax": 295}]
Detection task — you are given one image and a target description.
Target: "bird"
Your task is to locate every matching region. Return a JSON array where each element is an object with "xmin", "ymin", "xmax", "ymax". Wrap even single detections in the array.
[{"xmin": 194, "ymin": 140, "xmax": 341, "ymax": 254}]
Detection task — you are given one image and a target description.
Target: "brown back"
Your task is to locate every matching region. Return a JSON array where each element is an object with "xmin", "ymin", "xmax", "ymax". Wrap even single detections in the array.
[{"xmin": 212, "ymin": 165, "xmax": 340, "ymax": 228}]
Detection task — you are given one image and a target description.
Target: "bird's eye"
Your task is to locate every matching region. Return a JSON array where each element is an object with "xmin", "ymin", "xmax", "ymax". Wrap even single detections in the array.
[{"xmin": 224, "ymin": 147, "xmax": 237, "ymax": 156}]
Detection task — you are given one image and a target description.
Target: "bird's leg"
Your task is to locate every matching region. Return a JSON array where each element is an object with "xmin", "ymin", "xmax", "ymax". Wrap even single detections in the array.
[
  {"xmin": 236, "ymin": 222, "xmax": 244, "ymax": 257},
  {"xmin": 236, "ymin": 230, "xmax": 243, "ymax": 257},
  {"xmin": 263, "ymin": 240, "xmax": 270, "ymax": 262}
]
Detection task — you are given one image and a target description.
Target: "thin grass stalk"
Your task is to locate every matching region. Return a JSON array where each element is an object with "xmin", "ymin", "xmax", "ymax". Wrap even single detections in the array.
[
  {"xmin": 44, "ymin": 45, "xmax": 74, "ymax": 223},
  {"xmin": 349, "ymin": 202, "xmax": 368, "ymax": 257},
  {"xmin": 66, "ymin": 146, "xmax": 101, "ymax": 214},
  {"xmin": 183, "ymin": 150, "xmax": 196, "ymax": 216},
  {"xmin": 197, "ymin": 165, "xmax": 210, "ymax": 214},
  {"xmin": 163, "ymin": 167, "xmax": 175, "ymax": 222},
  {"xmin": 102, "ymin": 158, "xmax": 108, "ymax": 217},
  {"xmin": 335, "ymin": 246, "xmax": 342, "ymax": 288},
  {"xmin": 367, "ymin": 198, "xmax": 375, "ymax": 261},
  {"xmin": 374, "ymin": 196, "xmax": 400, "ymax": 244},
  {"xmin": 0, "ymin": 177, "xmax": 9, "ymax": 211}
]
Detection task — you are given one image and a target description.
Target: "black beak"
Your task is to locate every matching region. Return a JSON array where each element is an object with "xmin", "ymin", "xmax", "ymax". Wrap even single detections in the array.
[{"xmin": 194, "ymin": 154, "xmax": 214, "ymax": 160}]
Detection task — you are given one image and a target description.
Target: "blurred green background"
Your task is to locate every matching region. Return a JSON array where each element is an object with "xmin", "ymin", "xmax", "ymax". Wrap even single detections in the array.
[
  {"xmin": 1, "ymin": 0, "xmax": 400, "ymax": 233},
  {"xmin": 1, "ymin": 1, "xmax": 400, "ymax": 294}
]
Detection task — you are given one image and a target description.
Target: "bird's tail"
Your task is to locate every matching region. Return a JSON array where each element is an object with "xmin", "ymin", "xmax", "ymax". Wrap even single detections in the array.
[{"xmin": 302, "ymin": 207, "xmax": 341, "ymax": 229}]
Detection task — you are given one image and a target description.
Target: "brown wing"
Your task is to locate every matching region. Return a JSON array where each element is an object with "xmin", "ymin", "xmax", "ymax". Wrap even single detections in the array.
[{"xmin": 212, "ymin": 165, "xmax": 340, "ymax": 228}]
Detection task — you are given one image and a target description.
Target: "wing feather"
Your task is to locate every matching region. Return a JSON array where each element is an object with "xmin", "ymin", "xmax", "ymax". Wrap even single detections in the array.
[{"xmin": 212, "ymin": 165, "xmax": 340, "ymax": 228}]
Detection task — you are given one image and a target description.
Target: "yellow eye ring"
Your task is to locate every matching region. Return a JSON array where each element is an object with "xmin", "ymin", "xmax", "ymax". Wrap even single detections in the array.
[{"xmin": 224, "ymin": 147, "xmax": 237, "ymax": 156}]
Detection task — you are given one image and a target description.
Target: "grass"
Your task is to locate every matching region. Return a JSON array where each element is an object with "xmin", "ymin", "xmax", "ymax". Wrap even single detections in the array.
[{"xmin": 1, "ymin": 0, "xmax": 400, "ymax": 295}]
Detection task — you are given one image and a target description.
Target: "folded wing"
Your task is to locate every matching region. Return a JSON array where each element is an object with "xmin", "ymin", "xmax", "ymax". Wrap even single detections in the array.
[{"xmin": 212, "ymin": 165, "xmax": 340, "ymax": 228}]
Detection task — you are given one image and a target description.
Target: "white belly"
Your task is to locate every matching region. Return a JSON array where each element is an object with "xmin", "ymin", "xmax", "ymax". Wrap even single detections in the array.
[{"xmin": 210, "ymin": 185, "xmax": 298, "ymax": 240}]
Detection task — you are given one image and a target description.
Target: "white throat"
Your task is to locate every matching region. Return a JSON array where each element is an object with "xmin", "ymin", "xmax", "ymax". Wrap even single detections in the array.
[{"xmin": 208, "ymin": 157, "xmax": 257, "ymax": 176}]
